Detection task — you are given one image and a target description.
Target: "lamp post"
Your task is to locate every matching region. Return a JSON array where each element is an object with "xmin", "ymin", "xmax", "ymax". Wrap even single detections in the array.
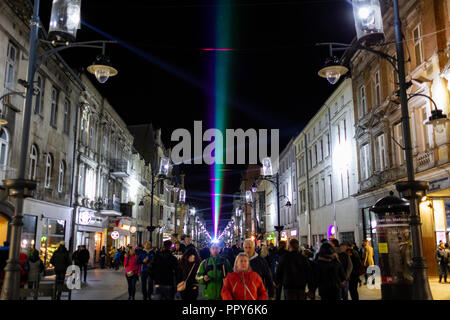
[
  {"xmin": 249, "ymin": 158, "xmax": 292, "ymax": 245},
  {"xmin": 317, "ymin": 0, "xmax": 434, "ymax": 300},
  {"xmin": 0, "ymin": 0, "xmax": 118, "ymax": 300}
]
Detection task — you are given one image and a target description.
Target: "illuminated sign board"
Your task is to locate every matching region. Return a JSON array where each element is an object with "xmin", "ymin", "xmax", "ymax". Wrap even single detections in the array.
[{"xmin": 111, "ymin": 231, "xmax": 120, "ymax": 240}]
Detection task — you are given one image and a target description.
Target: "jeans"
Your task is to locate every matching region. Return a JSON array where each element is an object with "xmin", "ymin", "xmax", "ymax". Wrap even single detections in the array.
[
  {"xmin": 275, "ymin": 286, "xmax": 282, "ymax": 300},
  {"xmin": 140, "ymin": 271, "xmax": 153, "ymax": 300},
  {"xmin": 340, "ymin": 281, "xmax": 349, "ymax": 300},
  {"xmin": 55, "ymin": 272, "xmax": 66, "ymax": 300},
  {"xmin": 126, "ymin": 274, "xmax": 138, "ymax": 299},
  {"xmin": 153, "ymin": 285, "xmax": 175, "ymax": 300},
  {"xmin": 78, "ymin": 263, "xmax": 88, "ymax": 282},
  {"xmin": 349, "ymin": 278, "xmax": 359, "ymax": 300},
  {"xmin": 284, "ymin": 289, "xmax": 306, "ymax": 300},
  {"xmin": 438, "ymin": 263, "xmax": 448, "ymax": 282}
]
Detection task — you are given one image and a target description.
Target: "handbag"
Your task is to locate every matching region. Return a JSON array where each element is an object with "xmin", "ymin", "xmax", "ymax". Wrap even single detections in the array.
[
  {"xmin": 126, "ymin": 270, "xmax": 135, "ymax": 277},
  {"xmin": 177, "ymin": 263, "xmax": 196, "ymax": 292}
]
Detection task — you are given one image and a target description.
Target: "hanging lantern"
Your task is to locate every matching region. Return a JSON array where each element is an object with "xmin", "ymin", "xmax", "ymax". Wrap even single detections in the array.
[
  {"xmin": 179, "ymin": 189, "xmax": 186, "ymax": 203},
  {"xmin": 261, "ymin": 157, "xmax": 273, "ymax": 176},
  {"xmin": 352, "ymin": 0, "xmax": 385, "ymax": 44},
  {"xmin": 158, "ymin": 157, "xmax": 170, "ymax": 177},
  {"xmin": 48, "ymin": 0, "xmax": 82, "ymax": 43},
  {"xmin": 245, "ymin": 190, "xmax": 252, "ymax": 203},
  {"xmin": 425, "ymin": 109, "xmax": 450, "ymax": 134}
]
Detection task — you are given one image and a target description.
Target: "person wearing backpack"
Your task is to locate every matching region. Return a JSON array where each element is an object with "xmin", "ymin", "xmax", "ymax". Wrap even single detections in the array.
[{"xmin": 195, "ymin": 244, "xmax": 232, "ymax": 300}]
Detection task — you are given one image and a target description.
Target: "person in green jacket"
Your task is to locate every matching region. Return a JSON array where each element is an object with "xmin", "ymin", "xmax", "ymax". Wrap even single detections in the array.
[{"xmin": 196, "ymin": 244, "xmax": 232, "ymax": 300}]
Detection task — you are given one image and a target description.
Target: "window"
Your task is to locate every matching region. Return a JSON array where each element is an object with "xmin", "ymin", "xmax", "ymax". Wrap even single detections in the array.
[
  {"xmin": 314, "ymin": 144, "xmax": 318, "ymax": 166},
  {"xmin": 376, "ymin": 134, "xmax": 387, "ymax": 171},
  {"xmin": 413, "ymin": 24, "xmax": 423, "ymax": 66},
  {"xmin": 160, "ymin": 205, "xmax": 164, "ymax": 219},
  {"xmin": 315, "ymin": 181, "xmax": 319, "ymax": 209},
  {"xmin": 359, "ymin": 85, "xmax": 367, "ymax": 118},
  {"xmin": 394, "ymin": 122, "xmax": 405, "ymax": 165},
  {"xmin": 374, "ymin": 71, "xmax": 381, "ymax": 107},
  {"xmin": 309, "ymin": 150, "xmax": 312, "ymax": 170},
  {"xmin": 321, "ymin": 177, "xmax": 326, "ymax": 207},
  {"xmin": 90, "ymin": 124, "xmax": 96, "ymax": 149},
  {"xmin": 309, "ymin": 184, "xmax": 314, "ymax": 209},
  {"xmin": 5, "ymin": 42, "xmax": 17, "ymax": 90},
  {"xmin": 63, "ymin": 99, "xmax": 70, "ymax": 134},
  {"xmin": 103, "ymin": 134, "xmax": 108, "ymax": 157},
  {"xmin": 0, "ymin": 129, "xmax": 9, "ymax": 168},
  {"xmin": 58, "ymin": 161, "xmax": 65, "ymax": 193},
  {"xmin": 326, "ymin": 133, "xmax": 330, "ymax": 156},
  {"xmin": 360, "ymin": 144, "xmax": 371, "ymax": 180},
  {"xmin": 320, "ymin": 139, "xmax": 323, "ymax": 162},
  {"xmin": 328, "ymin": 174, "xmax": 333, "ymax": 204},
  {"xmin": 340, "ymin": 95, "xmax": 344, "ymax": 108},
  {"xmin": 44, "ymin": 154, "xmax": 52, "ymax": 188},
  {"xmin": 41, "ymin": 218, "xmax": 66, "ymax": 269},
  {"xmin": 78, "ymin": 164, "xmax": 85, "ymax": 196},
  {"xmin": 29, "ymin": 145, "xmax": 38, "ymax": 180},
  {"xmin": 34, "ymin": 75, "xmax": 45, "ymax": 115},
  {"xmin": 50, "ymin": 88, "xmax": 58, "ymax": 127}
]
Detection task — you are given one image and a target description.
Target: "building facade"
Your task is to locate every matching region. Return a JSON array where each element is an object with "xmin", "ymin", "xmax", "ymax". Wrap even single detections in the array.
[{"xmin": 350, "ymin": 0, "xmax": 450, "ymax": 274}]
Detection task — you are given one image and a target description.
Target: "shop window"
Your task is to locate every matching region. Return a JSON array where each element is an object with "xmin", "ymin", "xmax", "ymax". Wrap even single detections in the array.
[
  {"xmin": 0, "ymin": 215, "xmax": 9, "ymax": 247},
  {"xmin": 40, "ymin": 218, "xmax": 66, "ymax": 269},
  {"xmin": 339, "ymin": 231, "xmax": 355, "ymax": 244},
  {"xmin": 20, "ymin": 215, "xmax": 37, "ymax": 253},
  {"xmin": 0, "ymin": 128, "xmax": 9, "ymax": 169}
]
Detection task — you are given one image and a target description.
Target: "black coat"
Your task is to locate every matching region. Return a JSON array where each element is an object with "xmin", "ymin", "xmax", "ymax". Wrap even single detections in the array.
[
  {"xmin": 249, "ymin": 254, "xmax": 275, "ymax": 298},
  {"xmin": 313, "ymin": 254, "xmax": 346, "ymax": 297},
  {"xmin": 149, "ymin": 249, "xmax": 178, "ymax": 285},
  {"xmin": 275, "ymin": 251, "xmax": 314, "ymax": 291},
  {"xmin": 78, "ymin": 249, "xmax": 90, "ymax": 265},
  {"xmin": 50, "ymin": 247, "xmax": 71, "ymax": 273}
]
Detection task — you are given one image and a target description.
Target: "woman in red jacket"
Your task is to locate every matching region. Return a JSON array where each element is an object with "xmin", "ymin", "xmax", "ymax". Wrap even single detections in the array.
[
  {"xmin": 124, "ymin": 248, "xmax": 140, "ymax": 300},
  {"xmin": 221, "ymin": 252, "xmax": 267, "ymax": 300}
]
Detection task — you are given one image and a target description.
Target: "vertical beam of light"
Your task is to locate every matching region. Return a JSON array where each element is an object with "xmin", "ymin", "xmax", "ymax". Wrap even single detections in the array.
[{"xmin": 210, "ymin": 0, "xmax": 232, "ymax": 239}]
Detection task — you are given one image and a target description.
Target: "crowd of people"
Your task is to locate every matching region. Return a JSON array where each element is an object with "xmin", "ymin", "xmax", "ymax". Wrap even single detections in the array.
[{"xmin": 114, "ymin": 236, "xmax": 377, "ymax": 301}]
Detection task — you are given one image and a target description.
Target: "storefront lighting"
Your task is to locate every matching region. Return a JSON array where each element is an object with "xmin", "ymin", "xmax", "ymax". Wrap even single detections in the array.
[{"xmin": 130, "ymin": 226, "xmax": 137, "ymax": 234}]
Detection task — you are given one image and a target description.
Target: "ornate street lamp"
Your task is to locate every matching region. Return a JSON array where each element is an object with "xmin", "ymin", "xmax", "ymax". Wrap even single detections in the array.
[
  {"xmin": 48, "ymin": 0, "xmax": 81, "ymax": 43},
  {"xmin": 425, "ymin": 109, "xmax": 450, "ymax": 134},
  {"xmin": 87, "ymin": 53, "xmax": 118, "ymax": 84},
  {"xmin": 318, "ymin": 55, "xmax": 349, "ymax": 85},
  {"xmin": 352, "ymin": 0, "xmax": 384, "ymax": 44}
]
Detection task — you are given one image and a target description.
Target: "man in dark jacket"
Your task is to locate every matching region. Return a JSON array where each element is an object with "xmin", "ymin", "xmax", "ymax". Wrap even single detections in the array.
[
  {"xmin": 275, "ymin": 239, "xmax": 314, "ymax": 300},
  {"xmin": 330, "ymin": 239, "xmax": 352, "ymax": 300},
  {"xmin": 183, "ymin": 236, "xmax": 196, "ymax": 252},
  {"xmin": 243, "ymin": 239, "xmax": 274, "ymax": 299},
  {"xmin": 348, "ymin": 244, "xmax": 363, "ymax": 300},
  {"xmin": 138, "ymin": 241, "xmax": 155, "ymax": 300},
  {"xmin": 50, "ymin": 242, "xmax": 71, "ymax": 300},
  {"xmin": 149, "ymin": 240, "xmax": 178, "ymax": 300},
  {"xmin": 271, "ymin": 241, "xmax": 287, "ymax": 300},
  {"xmin": 78, "ymin": 245, "xmax": 90, "ymax": 283}
]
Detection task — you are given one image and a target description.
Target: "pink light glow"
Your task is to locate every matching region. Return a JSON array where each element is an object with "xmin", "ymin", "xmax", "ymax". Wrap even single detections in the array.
[{"xmin": 202, "ymin": 48, "xmax": 233, "ymax": 51}]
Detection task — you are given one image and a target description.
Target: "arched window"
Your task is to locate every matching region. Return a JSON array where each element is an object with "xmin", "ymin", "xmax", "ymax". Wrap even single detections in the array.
[
  {"xmin": 44, "ymin": 154, "xmax": 52, "ymax": 188},
  {"xmin": 0, "ymin": 129, "xmax": 9, "ymax": 168},
  {"xmin": 29, "ymin": 145, "xmax": 38, "ymax": 180},
  {"xmin": 58, "ymin": 161, "xmax": 65, "ymax": 193}
]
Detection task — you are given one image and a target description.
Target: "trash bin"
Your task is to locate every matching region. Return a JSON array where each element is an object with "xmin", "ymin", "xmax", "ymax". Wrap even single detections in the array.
[{"xmin": 370, "ymin": 191, "xmax": 413, "ymax": 300}]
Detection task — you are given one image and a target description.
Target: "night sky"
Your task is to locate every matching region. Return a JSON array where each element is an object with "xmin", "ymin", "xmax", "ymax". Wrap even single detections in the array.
[{"xmin": 40, "ymin": 0, "xmax": 356, "ymax": 234}]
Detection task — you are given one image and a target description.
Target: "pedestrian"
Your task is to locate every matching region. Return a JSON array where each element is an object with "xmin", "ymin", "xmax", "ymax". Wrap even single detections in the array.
[
  {"xmin": 336, "ymin": 241, "xmax": 353, "ymax": 300},
  {"xmin": 149, "ymin": 240, "xmax": 178, "ymax": 300},
  {"xmin": 199, "ymin": 246, "xmax": 210, "ymax": 261},
  {"xmin": 72, "ymin": 245, "xmax": 81, "ymax": 267},
  {"xmin": 100, "ymin": 246, "xmax": 106, "ymax": 269},
  {"xmin": 196, "ymin": 243, "xmax": 232, "ymax": 300},
  {"xmin": 173, "ymin": 241, "xmax": 184, "ymax": 261},
  {"xmin": 274, "ymin": 238, "xmax": 314, "ymax": 300},
  {"xmin": 362, "ymin": 240, "xmax": 374, "ymax": 285},
  {"xmin": 50, "ymin": 241, "xmax": 71, "ymax": 300},
  {"xmin": 177, "ymin": 248, "xmax": 201, "ymax": 301},
  {"xmin": 78, "ymin": 245, "xmax": 90, "ymax": 283},
  {"xmin": 138, "ymin": 241, "xmax": 155, "ymax": 300},
  {"xmin": 445, "ymin": 243, "xmax": 450, "ymax": 277},
  {"xmin": 124, "ymin": 247, "xmax": 140, "ymax": 300},
  {"xmin": 436, "ymin": 241, "xmax": 448, "ymax": 283},
  {"xmin": 220, "ymin": 247, "xmax": 235, "ymax": 267},
  {"xmin": 271, "ymin": 241, "xmax": 287, "ymax": 300},
  {"xmin": 183, "ymin": 235, "xmax": 196, "ymax": 252},
  {"xmin": 313, "ymin": 242, "xmax": 346, "ymax": 301},
  {"xmin": 25, "ymin": 248, "xmax": 44, "ymax": 299},
  {"xmin": 243, "ymin": 239, "xmax": 275, "ymax": 300},
  {"xmin": 221, "ymin": 253, "xmax": 267, "ymax": 300},
  {"xmin": 260, "ymin": 245, "xmax": 271, "ymax": 268},
  {"xmin": 347, "ymin": 245, "xmax": 364, "ymax": 300},
  {"xmin": 113, "ymin": 249, "xmax": 121, "ymax": 270}
]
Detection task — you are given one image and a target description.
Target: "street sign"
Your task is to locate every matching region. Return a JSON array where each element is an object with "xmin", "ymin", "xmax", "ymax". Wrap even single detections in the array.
[{"xmin": 111, "ymin": 231, "xmax": 119, "ymax": 240}]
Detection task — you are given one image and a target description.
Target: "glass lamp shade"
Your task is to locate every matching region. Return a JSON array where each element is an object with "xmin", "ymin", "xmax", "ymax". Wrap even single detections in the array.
[
  {"xmin": 179, "ymin": 189, "xmax": 186, "ymax": 203},
  {"xmin": 261, "ymin": 157, "xmax": 273, "ymax": 176},
  {"xmin": 245, "ymin": 190, "xmax": 253, "ymax": 203},
  {"xmin": 87, "ymin": 55, "xmax": 118, "ymax": 84},
  {"xmin": 158, "ymin": 157, "xmax": 170, "ymax": 177},
  {"xmin": 48, "ymin": 0, "xmax": 81, "ymax": 43},
  {"xmin": 318, "ymin": 56, "xmax": 349, "ymax": 85},
  {"xmin": 425, "ymin": 109, "xmax": 450, "ymax": 134},
  {"xmin": 352, "ymin": 0, "xmax": 385, "ymax": 44}
]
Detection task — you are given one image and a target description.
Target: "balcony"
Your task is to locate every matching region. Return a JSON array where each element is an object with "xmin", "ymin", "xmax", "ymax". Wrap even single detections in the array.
[
  {"xmin": 415, "ymin": 150, "xmax": 434, "ymax": 173},
  {"xmin": 110, "ymin": 159, "xmax": 129, "ymax": 178},
  {"xmin": 120, "ymin": 203, "xmax": 133, "ymax": 217},
  {"xmin": 98, "ymin": 196, "xmax": 122, "ymax": 216},
  {"xmin": 0, "ymin": 166, "xmax": 16, "ymax": 187}
]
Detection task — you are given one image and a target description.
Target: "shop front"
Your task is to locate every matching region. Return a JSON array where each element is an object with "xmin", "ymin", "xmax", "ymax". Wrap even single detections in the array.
[
  {"xmin": 22, "ymin": 198, "xmax": 73, "ymax": 270},
  {"xmin": 106, "ymin": 217, "xmax": 136, "ymax": 249},
  {"xmin": 74, "ymin": 207, "xmax": 108, "ymax": 267},
  {"xmin": 0, "ymin": 200, "xmax": 14, "ymax": 247}
]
